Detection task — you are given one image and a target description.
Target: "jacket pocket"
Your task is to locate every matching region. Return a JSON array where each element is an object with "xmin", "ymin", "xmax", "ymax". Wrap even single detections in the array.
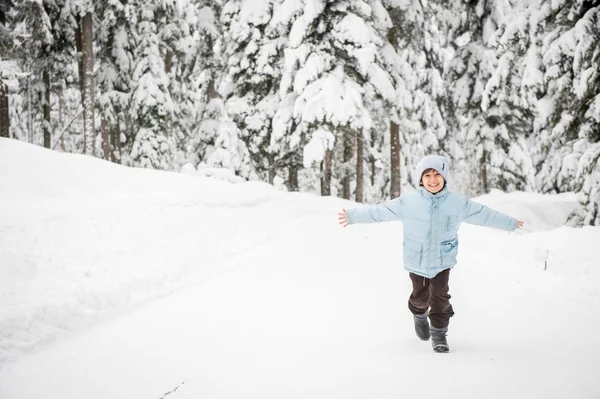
[
  {"xmin": 445, "ymin": 215, "xmax": 458, "ymax": 232},
  {"xmin": 403, "ymin": 238, "xmax": 422, "ymax": 266},
  {"xmin": 440, "ymin": 238, "xmax": 458, "ymax": 267}
]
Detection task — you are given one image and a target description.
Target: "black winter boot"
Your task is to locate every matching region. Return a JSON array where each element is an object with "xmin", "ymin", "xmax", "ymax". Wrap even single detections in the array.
[
  {"xmin": 413, "ymin": 312, "xmax": 430, "ymax": 341},
  {"xmin": 430, "ymin": 326, "xmax": 449, "ymax": 353}
]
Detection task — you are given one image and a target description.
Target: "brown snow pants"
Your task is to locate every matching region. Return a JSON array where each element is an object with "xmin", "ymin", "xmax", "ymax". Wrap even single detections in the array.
[{"xmin": 408, "ymin": 268, "xmax": 454, "ymax": 329}]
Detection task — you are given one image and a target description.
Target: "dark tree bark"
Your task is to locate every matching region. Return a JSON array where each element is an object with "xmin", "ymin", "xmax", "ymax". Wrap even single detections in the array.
[
  {"xmin": 287, "ymin": 164, "xmax": 299, "ymax": 192},
  {"xmin": 58, "ymin": 83, "xmax": 65, "ymax": 150},
  {"xmin": 42, "ymin": 70, "xmax": 51, "ymax": 148},
  {"xmin": 370, "ymin": 130, "xmax": 376, "ymax": 186},
  {"xmin": 321, "ymin": 149, "xmax": 333, "ymax": 196},
  {"xmin": 165, "ymin": 47, "xmax": 173, "ymax": 74},
  {"xmin": 207, "ymin": 76, "xmax": 219, "ymax": 101},
  {"xmin": 480, "ymin": 148, "xmax": 488, "ymax": 194},
  {"xmin": 101, "ymin": 117, "xmax": 110, "ymax": 160},
  {"xmin": 356, "ymin": 130, "xmax": 364, "ymax": 203},
  {"xmin": 0, "ymin": 79, "xmax": 9, "ymax": 138},
  {"xmin": 110, "ymin": 122, "xmax": 120, "ymax": 163},
  {"xmin": 78, "ymin": 12, "xmax": 95, "ymax": 155},
  {"xmin": 390, "ymin": 121, "xmax": 401, "ymax": 198},
  {"xmin": 267, "ymin": 155, "xmax": 276, "ymax": 184},
  {"xmin": 342, "ymin": 132, "xmax": 353, "ymax": 200}
]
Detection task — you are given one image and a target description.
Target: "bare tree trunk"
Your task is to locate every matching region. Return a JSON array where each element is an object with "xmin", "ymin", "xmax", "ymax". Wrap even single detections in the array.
[
  {"xmin": 110, "ymin": 122, "xmax": 120, "ymax": 163},
  {"xmin": 79, "ymin": 12, "xmax": 95, "ymax": 155},
  {"xmin": 101, "ymin": 117, "xmax": 110, "ymax": 160},
  {"xmin": 58, "ymin": 83, "xmax": 65, "ymax": 150},
  {"xmin": 43, "ymin": 70, "xmax": 51, "ymax": 148},
  {"xmin": 287, "ymin": 164, "xmax": 299, "ymax": 192},
  {"xmin": 207, "ymin": 76, "xmax": 219, "ymax": 101},
  {"xmin": 321, "ymin": 149, "xmax": 333, "ymax": 196},
  {"xmin": 480, "ymin": 149, "xmax": 488, "ymax": 194},
  {"xmin": 0, "ymin": 79, "xmax": 9, "ymax": 138},
  {"xmin": 390, "ymin": 121, "xmax": 401, "ymax": 198},
  {"xmin": 370, "ymin": 130, "xmax": 376, "ymax": 186},
  {"xmin": 342, "ymin": 132, "xmax": 353, "ymax": 199},
  {"xmin": 356, "ymin": 129, "xmax": 364, "ymax": 203},
  {"xmin": 165, "ymin": 48, "xmax": 173, "ymax": 74},
  {"xmin": 268, "ymin": 156, "xmax": 276, "ymax": 184}
]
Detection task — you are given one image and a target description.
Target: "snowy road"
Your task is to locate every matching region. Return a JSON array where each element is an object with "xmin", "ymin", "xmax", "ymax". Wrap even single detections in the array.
[
  {"xmin": 2, "ymin": 217, "xmax": 599, "ymax": 398},
  {"xmin": 1, "ymin": 138, "xmax": 599, "ymax": 398}
]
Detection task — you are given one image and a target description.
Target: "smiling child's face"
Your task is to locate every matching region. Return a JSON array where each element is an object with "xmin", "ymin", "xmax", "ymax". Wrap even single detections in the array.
[{"xmin": 421, "ymin": 169, "xmax": 445, "ymax": 194}]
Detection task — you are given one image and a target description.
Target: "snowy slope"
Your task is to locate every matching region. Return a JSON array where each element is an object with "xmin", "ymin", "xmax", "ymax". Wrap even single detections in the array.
[{"xmin": 0, "ymin": 137, "xmax": 599, "ymax": 399}]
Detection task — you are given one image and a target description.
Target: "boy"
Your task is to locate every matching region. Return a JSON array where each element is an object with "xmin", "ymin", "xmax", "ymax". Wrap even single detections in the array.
[{"xmin": 337, "ymin": 155, "xmax": 523, "ymax": 353}]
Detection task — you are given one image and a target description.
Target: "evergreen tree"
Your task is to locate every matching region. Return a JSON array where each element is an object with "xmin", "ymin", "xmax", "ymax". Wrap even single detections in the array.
[
  {"xmin": 385, "ymin": 0, "xmax": 456, "ymax": 189},
  {"xmin": 445, "ymin": 0, "xmax": 536, "ymax": 195},
  {"xmin": 180, "ymin": 1, "xmax": 245, "ymax": 176},
  {"xmin": 220, "ymin": 0, "xmax": 291, "ymax": 184},
  {"xmin": 520, "ymin": 0, "xmax": 600, "ymax": 225},
  {"xmin": 280, "ymin": 0, "xmax": 396, "ymax": 196},
  {"xmin": 128, "ymin": 0, "xmax": 176, "ymax": 169},
  {"xmin": 96, "ymin": 0, "xmax": 137, "ymax": 162}
]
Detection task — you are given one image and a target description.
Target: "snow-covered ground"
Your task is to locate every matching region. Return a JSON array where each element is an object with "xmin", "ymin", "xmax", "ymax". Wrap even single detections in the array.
[{"xmin": 0, "ymin": 137, "xmax": 599, "ymax": 399}]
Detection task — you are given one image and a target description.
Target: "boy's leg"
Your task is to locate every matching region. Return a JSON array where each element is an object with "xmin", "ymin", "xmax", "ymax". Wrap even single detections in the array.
[
  {"xmin": 408, "ymin": 273, "xmax": 431, "ymax": 340},
  {"xmin": 408, "ymin": 273, "xmax": 430, "ymax": 315},
  {"xmin": 428, "ymin": 268, "xmax": 454, "ymax": 329}
]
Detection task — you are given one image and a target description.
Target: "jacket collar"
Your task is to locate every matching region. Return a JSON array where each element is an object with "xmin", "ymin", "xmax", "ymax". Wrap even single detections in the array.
[{"xmin": 418, "ymin": 186, "xmax": 449, "ymax": 201}]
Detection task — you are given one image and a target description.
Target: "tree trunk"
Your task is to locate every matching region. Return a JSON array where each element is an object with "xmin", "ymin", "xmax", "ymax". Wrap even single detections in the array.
[
  {"xmin": 370, "ymin": 130, "xmax": 376, "ymax": 186},
  {"xmin": 165, "ymin": 47, "xmax": 173, "ymax": 75},
  {"xmin": 480, "ymin": 148, "xmax": 488, "ymax": 194},
  {"xmin": 287, "ymin": 164, "xmax": 299, "ymax": 192},
  {"xmin": 356, "ymin": 129, "xmax": 364, "ymax": 203},
  {"xmin": 342, "ymin": 132, "xmax": 353, "ymax": 199},
  {"xmin": 43, "ymin": 70, "xmax": 51, "ymax": 148},
  {"xmin": 110, "ymin": 122, "xmax": 120, "ymax": 163},
  {"xmin": 0, "ymin": 79, "xmax": 9, "ymax": 138},
  {"xmin": 101, "ymin": 117, "xmax": 110, "ymax": 160},
  {"xmin": 79, "ymin": 12, "xmax": 95, "ymax": 155},
  {"xmin": 268, "ymin": 155, "xmax": 276, "ymax": 184},
  {"xmin": 207, "ymin": 75, "xmax": 219, "ymax": 101},
  {"xmin": 321, "ymin": 149, "xmax": 333, "ymax": 196},
  {"xmin": 390, "ymin": 121, "xmax": 401, "ymax": 198},
  {"xmin": 58, "ymin": 84, "xmax": 65, "ymax": 150}
]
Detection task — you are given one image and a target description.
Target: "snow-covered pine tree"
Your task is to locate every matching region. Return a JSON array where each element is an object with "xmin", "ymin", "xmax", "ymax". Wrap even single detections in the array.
[
  {"xmin": 540, "ymin": 1, "xmax": 600, "ymax": 226},
  {"xmin": 96, "ymin": 0, "xmax": 137, "ymax": 162},
  {"xmin": 520, "ymin": 0, "xmax": 600, "ymax": 225},
  {"xmin": 173, "ymin": 1, "xmax": 235, "ymax": 175},
  {"xmin": 6, "ymin": 0, "xmax": 78, "ymax": 150},
  {"xmin": 128, "ymin": 0, "xmax": 176, "ymax": 170},
  {"xmin": 220, "ymin": 0, "xmax": 294, "ymax": 185},
  {"xmin": 281, "ymin": 0, "xmax": 396, "ymax": 197},
  {"xmin": 10, "ymin": 0, "xmax": 54, "ymax": 147},
  {"xmin": 0, "ymin": 0, "xmax": 14, "ymax": 139},
  {"xmin": 445, "ymin": 0, "xmax": 536, "ymax": 195},
  {"xmin": 385, "ymin": 0, "xmax": 456, "ymax": 190},
  {"xmin": 477, "ymin": 0, "xmax": 536, "ymax": 194},
  {"xmin": 161, "ymin": 0, "xmax": 198, "ymax": 171}
]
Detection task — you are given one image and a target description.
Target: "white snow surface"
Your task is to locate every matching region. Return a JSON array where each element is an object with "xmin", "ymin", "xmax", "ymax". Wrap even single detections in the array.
[{"xmin": 0, "ymin": 137, "xmax": 599, "ymax": 399}]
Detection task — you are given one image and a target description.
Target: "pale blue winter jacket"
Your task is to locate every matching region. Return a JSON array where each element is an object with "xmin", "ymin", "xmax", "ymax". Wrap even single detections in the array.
[{"xmin": 345, "ymin": 187, "xmax": 519, "ymax": 278}]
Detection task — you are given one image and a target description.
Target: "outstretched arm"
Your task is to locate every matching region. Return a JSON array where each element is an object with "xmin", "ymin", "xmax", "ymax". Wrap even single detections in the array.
[
  {"xmin": 339, "ymin": 198, "xmax": 404, "ymax": 227},
  {"xmin": 463, "ymin": 198, "xmax": 523, "ymax": 230}
]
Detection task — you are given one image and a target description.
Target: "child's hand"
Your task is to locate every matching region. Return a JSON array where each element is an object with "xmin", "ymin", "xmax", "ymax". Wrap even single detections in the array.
[
  {"xmin": 338, "ymin": 209, "xmax": 349, "ymax": 227},
  {"xmin": 517, "ymin": 220, "xmax": 524, "ymax": 229}
]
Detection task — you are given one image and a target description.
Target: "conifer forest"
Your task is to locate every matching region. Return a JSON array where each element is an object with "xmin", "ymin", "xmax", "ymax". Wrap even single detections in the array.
[{"xmin": 0, "ymin": 0, "xmax": 599, "ymax": 225}]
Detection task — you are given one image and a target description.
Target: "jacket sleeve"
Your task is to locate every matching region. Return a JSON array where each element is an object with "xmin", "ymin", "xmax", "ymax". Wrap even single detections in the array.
[
  {"xmin": 462, "ymin": 198, "xmax": 519, "ymax": 231},
  {"xmin": 346, "ymin": 198, "xmax": 404, "ymax": 224}
]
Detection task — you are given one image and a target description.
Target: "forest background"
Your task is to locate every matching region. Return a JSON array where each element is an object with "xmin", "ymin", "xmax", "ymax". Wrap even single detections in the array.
[{"xmin": 0, "ymin": 0, "xmax": 598, "ymax": 225}]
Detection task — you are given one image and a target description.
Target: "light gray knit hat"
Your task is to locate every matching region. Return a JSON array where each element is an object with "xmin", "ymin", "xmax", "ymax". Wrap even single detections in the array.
[{"xmin": 415, "ymin": 155, "xmax": 450, "ymax": 183}]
